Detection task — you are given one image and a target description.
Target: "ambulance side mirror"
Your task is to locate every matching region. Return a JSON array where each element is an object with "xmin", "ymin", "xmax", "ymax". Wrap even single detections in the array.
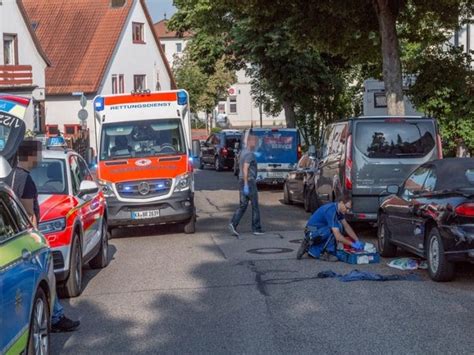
[{"xmin": 192, "ymin": 139, "xmax": 201, "ymax": 157}]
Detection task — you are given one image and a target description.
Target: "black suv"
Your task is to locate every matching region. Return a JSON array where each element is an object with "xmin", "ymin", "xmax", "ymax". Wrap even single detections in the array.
[
  {"xmin": 200, "ymin": 130, "xmax": 242, "ymax": 171},
  {"xmin": 314, "ymin": 116, "xmax": 442, "ymax": 222}
]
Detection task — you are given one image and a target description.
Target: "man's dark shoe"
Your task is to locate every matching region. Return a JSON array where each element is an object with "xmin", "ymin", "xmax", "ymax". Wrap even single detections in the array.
[
  {"xmin": 320, "ymin": 252, "xmax": 339, "ymax": 262},
  {"xmin": 296, "ymin": 236, "xmax": 311, "ymax": 260},
  {"xmin": 51, "ymin": 316, "xmax": 80, "ymax": 333}
]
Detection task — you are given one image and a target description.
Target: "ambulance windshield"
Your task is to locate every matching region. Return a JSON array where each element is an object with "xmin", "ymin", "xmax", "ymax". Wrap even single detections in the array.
[{"xmin": 100, "ymin": 119, "xmax": 186, "ymax": 160}]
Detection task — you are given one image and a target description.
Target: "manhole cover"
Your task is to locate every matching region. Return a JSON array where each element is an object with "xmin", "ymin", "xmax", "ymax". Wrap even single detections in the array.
[
  {"xmin": 289, "ymin": 239, "xmax": 303, "ymax": 244},
  {"xmin": 246, "ymin": 247, "xmax": 293, "ymax": 255}
]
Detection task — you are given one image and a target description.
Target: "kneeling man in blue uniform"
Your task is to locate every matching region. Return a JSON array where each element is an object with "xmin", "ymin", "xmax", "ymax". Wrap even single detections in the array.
[{"xmin": 297, "ymin": 194, "xmax": 364, "ymax": 261}]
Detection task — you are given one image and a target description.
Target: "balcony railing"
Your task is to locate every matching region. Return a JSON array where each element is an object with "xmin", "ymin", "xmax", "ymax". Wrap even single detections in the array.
[{"xmin": 0, "ymin": 65, "xmax": 33, "ymax": 87}]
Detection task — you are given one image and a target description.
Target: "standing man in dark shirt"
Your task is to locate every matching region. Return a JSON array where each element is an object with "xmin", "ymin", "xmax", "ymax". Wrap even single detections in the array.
[
  {"xmin": 10, "ymin": 140, "xmax": 80, "ymax": 333},
  {"xmin": 229, "ymin": 133, "xmax": 264, "ymax": 236}
]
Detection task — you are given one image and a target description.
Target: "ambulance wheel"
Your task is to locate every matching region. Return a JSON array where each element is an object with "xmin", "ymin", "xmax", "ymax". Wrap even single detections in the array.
[
  {"xmin": 283, "ymin": 182, "xmax": 292, "ymax": 205},
  {"xmin": 215, "ymin": 156, "xmax": 223, "ymax": 171},
  {"xmin": 59, "ymin": 234, "xmax": 82, "ymax": 298},
  {"xmin": 90, "ymin": 220, "xmax": 109, "ymax": 269},
  {"xmin": 27, "ymin": 287, "xmax": 50, "ymax": 355},
  {"xmin": 184, "ymin": 216, "xmax": 196, "ymax": 234},
  {"xmin": 377, "ymin": 214, "xmax": 397, "ymax": 257}
]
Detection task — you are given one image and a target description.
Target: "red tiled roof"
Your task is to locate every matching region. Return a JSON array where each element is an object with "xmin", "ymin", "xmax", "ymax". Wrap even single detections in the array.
[
  {"xmin": 154, "ymin": 19, "xmax": 192, "ymax": 39},
  {"xmin": 21, "ymin": 0, "xmax": 176, "ymax": 95}
]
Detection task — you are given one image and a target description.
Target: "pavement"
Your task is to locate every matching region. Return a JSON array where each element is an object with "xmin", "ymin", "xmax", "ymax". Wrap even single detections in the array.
[{"xmin": 52, "ymin": 168, "xmax": 474, "ymax": 354}]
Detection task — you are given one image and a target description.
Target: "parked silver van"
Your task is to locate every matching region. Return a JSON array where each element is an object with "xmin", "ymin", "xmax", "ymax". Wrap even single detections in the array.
[{"xmin": 314, "ymin": 116, "xmax": 442, "ymax": 222}]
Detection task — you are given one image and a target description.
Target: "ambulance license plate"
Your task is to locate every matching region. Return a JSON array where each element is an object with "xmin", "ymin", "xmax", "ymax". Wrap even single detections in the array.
[
  {"xmin": 131, "ymin": 210, "xmax": 160, "ymax": 219},
  {"xmin": 267, "ymin": 172, "xmax": 285, "ymax": 178}
]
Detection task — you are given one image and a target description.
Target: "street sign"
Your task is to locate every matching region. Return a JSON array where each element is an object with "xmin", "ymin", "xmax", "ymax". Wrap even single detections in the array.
[
  {"xmin": 80, "ymin": 94, "xmax": 87, "ymax": 108},
  {"xmin": 78, "ymin": 108, "xmax": 88, "ymax": 121}
]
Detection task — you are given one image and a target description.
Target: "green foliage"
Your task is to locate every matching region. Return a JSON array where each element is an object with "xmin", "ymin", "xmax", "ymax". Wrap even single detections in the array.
[
  {"xmin": 173, "ymin": 52, "xmax": 236, "ymax": 114},
  {"xmin": 407, "ymin": 46, "xmax": 474, "ymax": 156},
  {"xmin": 211, "ymin": 127, "xmax": 222, "ymax": 134}
]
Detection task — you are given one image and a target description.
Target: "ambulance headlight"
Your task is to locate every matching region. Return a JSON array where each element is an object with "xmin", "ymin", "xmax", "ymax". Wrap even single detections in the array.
[
  {"xmin": 174, "ymin": 173, "xmax": 191, "ymax": 192},
  {"xmin": 39, "ymin": 218, "xmax": 66, "ymax": 234},
  {"xmin": 98, "ymin": 179, "xmax": 115, "ymax": 197}
]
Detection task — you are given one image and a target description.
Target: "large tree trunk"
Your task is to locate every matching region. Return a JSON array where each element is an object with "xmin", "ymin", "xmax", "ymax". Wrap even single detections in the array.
[
  {"xmin": 282, "ymin": 100, "xmax": 296, "ymax": 128},
  {"xmin": 373, "ymin": 0, "xmax": 405, "ymax": 116}
]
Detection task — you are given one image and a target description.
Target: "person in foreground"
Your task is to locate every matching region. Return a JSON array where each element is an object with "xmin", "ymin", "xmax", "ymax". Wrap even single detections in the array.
[
  {"xmin": 228, "ymin": 133, "xmax": 264, "ymax": 236},
  {"xmin": 11, "ymin": 140, "xmax": 80, "ymax": 332},
  {"xmin": 297, "ymin": 194, "xmax": 364, "ymax": 261}
]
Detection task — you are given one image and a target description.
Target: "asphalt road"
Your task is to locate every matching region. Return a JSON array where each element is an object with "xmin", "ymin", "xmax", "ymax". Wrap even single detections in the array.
[{"xmin": 53, "ymin": 167, "xmax": 474, "ymax": 354}]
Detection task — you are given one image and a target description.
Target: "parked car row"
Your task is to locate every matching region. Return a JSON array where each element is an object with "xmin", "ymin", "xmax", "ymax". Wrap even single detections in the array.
[
  {"xmin": 199, "ymin": 128, "xmax": 302, "ymax": 186},
  {"xmin": 282, "ymin": 115, "xmax": 474, "ymax": 282}
]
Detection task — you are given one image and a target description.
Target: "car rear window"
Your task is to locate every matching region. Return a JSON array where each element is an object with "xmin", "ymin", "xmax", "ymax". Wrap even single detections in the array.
[
  {"xmin": 225, "ymin": 136, "xmax": 241, "ymax": 147},
  {"xmin": 252, "ymin": 130, "xmax": 299, "ymax": 163},
  {"xmin": 355, "ymin": 120, "xmax": 436, "ymax": 159}
]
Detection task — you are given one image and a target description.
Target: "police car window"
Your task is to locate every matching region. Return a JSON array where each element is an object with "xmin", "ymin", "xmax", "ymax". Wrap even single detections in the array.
[
  {"xmin": 77, "ymin": 156, "xmax": 93, "ymax": 181},
  {"xmin": 30, "ymin": 159, "xmax": 67, "ymax": 195},
  {"xmin": 69, "ymin": 156, "xmax": 81, "ymax": 195},
  {"xmin": 0, "ymin": 198, "xmax": 18, "ymax": 241}
]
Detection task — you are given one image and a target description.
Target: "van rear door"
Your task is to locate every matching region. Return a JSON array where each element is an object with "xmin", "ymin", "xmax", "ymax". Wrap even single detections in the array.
[{"xmin": 352, "ymin": 118, "xmax": 439, "ymax": 214}]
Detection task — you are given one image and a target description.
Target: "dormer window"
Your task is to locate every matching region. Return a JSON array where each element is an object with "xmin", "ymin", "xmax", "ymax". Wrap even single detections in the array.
[
  {"xmin": 132, "ymin": 22, "xmax": 145, "ymax": 44},
  {"xmin": 111, "ymin": 0, "xmax": 126, "ymax": 8}
]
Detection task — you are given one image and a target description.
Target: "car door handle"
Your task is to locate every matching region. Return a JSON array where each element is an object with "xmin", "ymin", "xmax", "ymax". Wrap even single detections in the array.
[{"xmin": 22, "ymin": 249, "xmax": 32, "ymax": 261}]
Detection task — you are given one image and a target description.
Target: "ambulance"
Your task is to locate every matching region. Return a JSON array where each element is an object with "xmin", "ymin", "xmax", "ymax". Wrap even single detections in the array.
[{"xmin": 93, "ymin": 90, "xmax": 196, "ymax": 233}]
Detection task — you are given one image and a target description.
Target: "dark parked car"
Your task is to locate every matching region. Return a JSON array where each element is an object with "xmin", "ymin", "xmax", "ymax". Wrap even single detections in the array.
[
  {"xmin": 314, "ymin": 116, "xmax": 442, "ymax": 222},
  {"xmin": 283, "ymin": 147, "xmax": 319, "ymax": 212},
  {"xmin": 200, "ymin": 130, "xmax": 241, "ymax": 171},
  {"xmin": 378, "ymin": 158, "xmax": 474, "ymax": 281}
]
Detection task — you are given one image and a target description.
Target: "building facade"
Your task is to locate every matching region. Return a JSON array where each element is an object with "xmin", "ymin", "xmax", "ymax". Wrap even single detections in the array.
[
  {"xmin": 0, "ymin": 0, "xmax": 49, "ymax": 131},
  {"xmin": 22, "ymin": 0, "xmax": 175, "ymax": 149},
  {"xmin": 153, "ymin": 19, "xmax": 190, "ymax": 68},
  {"xmin": 154, "ymin": 20, "xmax": 286, "ymax": 130}
]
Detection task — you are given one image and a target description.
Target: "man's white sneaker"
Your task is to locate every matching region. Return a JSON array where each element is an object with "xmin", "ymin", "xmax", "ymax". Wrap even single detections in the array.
[
  {"xmin": 228, "ymin": 223, "xmax": 239, "ymax": 237},
  {"xmin": 253, "ymin": 230, "xmax": 265, "ymax": 235}
]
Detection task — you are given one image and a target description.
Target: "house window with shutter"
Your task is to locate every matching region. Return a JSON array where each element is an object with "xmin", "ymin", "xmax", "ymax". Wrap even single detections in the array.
[
  {"xmin": 119, "ymin": 74, "xmax": 125, "ymax": 93},
  {"xmin": 132, "ymin": 22, "xmax": 145, "ymax": 44},
  {"xmin": 112, "ymin": 74, "xmax": 118, "ymax": 94}
]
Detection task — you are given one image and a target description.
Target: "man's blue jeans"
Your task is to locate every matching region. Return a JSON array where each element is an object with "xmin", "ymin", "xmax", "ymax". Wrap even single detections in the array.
[
  {"xmin": 231, "ymin": 180, "xmax": 262, "ymax": 232},
  {"xmin": 52, "ymin": 297, "xmax": 64, "ymax": 325}
]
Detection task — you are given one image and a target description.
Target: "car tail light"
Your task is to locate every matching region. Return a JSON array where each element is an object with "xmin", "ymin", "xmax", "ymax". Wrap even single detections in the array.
[
  {"xmin": 297, "ymin": 144, "xmax": 302, "ymax": 160},
  {"xmin": 455, "ymin": 203, "xmax": 474, "ymax": 217},
  {"xmin": 221, "ymin": 147, "xmax": 228, "ymax": 157},
  {"xmin": 436, "ymin": 134, "xmax": 443, "ymax": 159},
  {"xmin": 345, "ymin": 135, "xmax": 353, "ymax": 190}
]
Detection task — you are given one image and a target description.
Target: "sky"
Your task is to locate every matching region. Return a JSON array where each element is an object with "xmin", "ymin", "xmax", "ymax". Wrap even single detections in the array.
[{"xmin": 145, "ymin": 0, "xmax": 177, "ymax": 23}]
